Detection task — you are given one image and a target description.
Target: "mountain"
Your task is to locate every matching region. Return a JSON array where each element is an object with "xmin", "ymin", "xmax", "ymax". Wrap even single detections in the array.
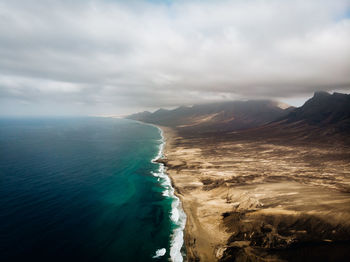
[
  {"xmin": 127, "ymin": 100, "xmax": 293, "ymax": 132},
  {"xmin": 127, "ymin": 91, "xmax": 350, "ymax": 143},
  {"xmin": 280, "ymin": 91, "xmax": 350, "ymax": 132},
  {"xmin": 229, "ymin": 91, "xmax": 350, "ymax": 144},
  {"xmin": 126, "ymin": 110, "xmax": 152, "ymax": 121}
]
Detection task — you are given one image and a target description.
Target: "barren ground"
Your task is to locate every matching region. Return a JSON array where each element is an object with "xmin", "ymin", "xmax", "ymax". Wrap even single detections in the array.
[{"xmin": 160, "ymin": 127, "xmax": 350, "ymax": 262}]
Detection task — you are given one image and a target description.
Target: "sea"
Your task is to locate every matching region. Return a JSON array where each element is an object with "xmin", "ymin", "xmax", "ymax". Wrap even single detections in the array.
[{"xmin": 0, "ymin": 117, "xmax": 186, "ymax": 262}]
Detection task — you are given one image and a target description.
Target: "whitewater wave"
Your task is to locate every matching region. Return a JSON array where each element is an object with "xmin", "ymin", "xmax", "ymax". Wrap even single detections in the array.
[
  {"xmin": 151, "ymin": 127, "xmax": 187, "ymax": 262},
  {"xmin": 153, "ymin": 248, "xmax": 166, "ymax": 258}
]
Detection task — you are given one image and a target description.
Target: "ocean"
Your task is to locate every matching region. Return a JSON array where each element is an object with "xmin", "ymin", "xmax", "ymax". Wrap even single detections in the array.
[{"xmin": 0, "ymin": 117, "xmax": 186, "ymax": 262}]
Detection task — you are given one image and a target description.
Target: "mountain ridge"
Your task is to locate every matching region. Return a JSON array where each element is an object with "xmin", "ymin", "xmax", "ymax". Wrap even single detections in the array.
[
  {"xmin": 127, "ymin": 99, "xmax": 294, "ymax": 132},
  {"xmin": 126, "ymin": 91, "xmax": 350, "ymax": 140},
  {"xmin": 280, "ymin": 91, "xmax": 350, "ymax": 130}
]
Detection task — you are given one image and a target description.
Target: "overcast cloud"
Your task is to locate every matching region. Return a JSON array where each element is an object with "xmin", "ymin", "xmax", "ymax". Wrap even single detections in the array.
[{"xmin": 0, "ymin": 0, "xmax": 349, "ymax": 115}]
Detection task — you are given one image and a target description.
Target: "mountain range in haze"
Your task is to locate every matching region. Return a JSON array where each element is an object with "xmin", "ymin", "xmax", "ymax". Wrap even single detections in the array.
[{"xmin": 127, "ymin": 91, "xmax": 350, "ymax": 135}]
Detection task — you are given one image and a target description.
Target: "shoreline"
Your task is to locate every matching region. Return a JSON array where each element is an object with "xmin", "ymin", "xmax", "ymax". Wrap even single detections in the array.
[
  {"xmin": 158, "ymin": 126, "xmax": 229, "ymax": 261},
  {"xmin": 152, "ymin": 125, "xmax": 187, "ymax": 262}
]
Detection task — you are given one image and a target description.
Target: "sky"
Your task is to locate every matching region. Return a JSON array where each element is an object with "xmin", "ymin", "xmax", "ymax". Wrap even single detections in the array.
[{"xmin": 0, "ymin": 0, "xmax": 349, "ymax": 116}]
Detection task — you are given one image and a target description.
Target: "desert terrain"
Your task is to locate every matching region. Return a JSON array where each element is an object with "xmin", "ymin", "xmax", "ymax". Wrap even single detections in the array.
[{"xmin": 159, "ymin": 126, "xmax": 350, "ymax": 262}]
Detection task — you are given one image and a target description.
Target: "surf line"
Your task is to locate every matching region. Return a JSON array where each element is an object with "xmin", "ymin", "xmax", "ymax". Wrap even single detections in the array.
[{"xmin": 151, "ymin": 126, "xmax": 187, "ymax": 262}]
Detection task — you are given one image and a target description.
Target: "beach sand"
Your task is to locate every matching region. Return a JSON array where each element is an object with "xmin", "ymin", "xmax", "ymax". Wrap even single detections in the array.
[{"xmin": 159, "ymin": 126, "xmax": 350, "ymax": 261}]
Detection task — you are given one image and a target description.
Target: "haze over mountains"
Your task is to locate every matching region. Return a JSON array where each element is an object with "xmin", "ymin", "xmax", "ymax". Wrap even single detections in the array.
[
  {"xmin": 127, "ymin": 91, "xmax": 350, "ymax": 135},
  {"xmin": 127, "ymin": 100, "xmax": 294, "ymax": 132}
]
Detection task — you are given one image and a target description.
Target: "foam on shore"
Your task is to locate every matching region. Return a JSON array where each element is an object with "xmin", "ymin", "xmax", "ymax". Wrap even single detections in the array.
[
  {"xmin": 153, "ymin": 248, "xmax": 166, "ymax": 258},
  {"xmin": 151, "ymin": 127, "xmax": 187, "ymax": 262}
]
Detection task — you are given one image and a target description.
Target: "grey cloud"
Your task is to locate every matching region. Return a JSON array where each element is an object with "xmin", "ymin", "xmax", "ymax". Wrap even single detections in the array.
[{"xmin": 0, "ymin": 0, "xmax": 349, "ymax": 115}]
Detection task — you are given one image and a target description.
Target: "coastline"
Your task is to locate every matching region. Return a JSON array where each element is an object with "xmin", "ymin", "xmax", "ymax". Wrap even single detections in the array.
[
  {"xmin": 151, "ymin": 125, "xmax": 187, "ymax": 262},
  {"xmin": 158, "ymin": 126, "xmax": 230, "ymax": 261}
]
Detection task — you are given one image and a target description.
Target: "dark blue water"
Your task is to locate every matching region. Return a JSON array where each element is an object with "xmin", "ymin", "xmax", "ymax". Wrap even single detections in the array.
[{"xmin": 0, "ymin": 117, "xmax": 175, "ymax": 261}]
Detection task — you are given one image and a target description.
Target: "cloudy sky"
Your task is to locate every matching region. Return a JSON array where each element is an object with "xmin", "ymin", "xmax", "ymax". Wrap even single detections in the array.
[{"xmin": 0, "ymin": 0, "xmax": 349, "ymax": 116}]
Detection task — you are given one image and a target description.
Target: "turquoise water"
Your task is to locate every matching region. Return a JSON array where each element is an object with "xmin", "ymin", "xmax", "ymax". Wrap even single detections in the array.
[{"xmin": 0, "ymin": 117, "xmax": 185, "ymax": 261}]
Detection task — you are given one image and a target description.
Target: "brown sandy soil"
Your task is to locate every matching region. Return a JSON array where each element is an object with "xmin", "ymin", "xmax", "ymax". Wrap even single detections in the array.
[{"xmin": 159, "ymin": 127, "xmax": 350, "ymax": 262}]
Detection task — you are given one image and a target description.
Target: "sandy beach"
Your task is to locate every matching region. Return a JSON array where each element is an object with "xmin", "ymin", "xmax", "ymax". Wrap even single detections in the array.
[{"xmin": 159, "ymin": 126, "xmax": 350, "ymax": 261}]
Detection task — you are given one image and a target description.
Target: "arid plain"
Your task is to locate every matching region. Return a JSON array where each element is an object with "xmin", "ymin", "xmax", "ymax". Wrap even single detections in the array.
[{"xmin": 159, "ymin": 126, "xmax": 350, "ymax": 262}]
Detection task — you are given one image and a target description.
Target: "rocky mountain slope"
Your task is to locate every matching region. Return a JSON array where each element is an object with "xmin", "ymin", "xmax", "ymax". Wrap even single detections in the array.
[
  {"xmin": 127, "ymin": 100, "xmax": 293, "ymax": 132},
  {"xmin": 280, "ymin": 91, "xmax": 350, "ymax": 132}
]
